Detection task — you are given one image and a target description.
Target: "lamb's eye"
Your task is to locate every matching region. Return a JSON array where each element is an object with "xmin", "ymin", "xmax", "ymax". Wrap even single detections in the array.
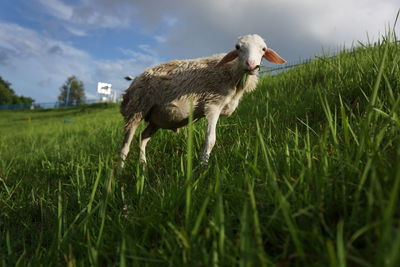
[
  {"xmin": 262, "ymin": 47, "xmax": 267, "ymax": 51},
  {"xmin": 235, "ymin": 44, "xmax": 240, "ymax": 50}
]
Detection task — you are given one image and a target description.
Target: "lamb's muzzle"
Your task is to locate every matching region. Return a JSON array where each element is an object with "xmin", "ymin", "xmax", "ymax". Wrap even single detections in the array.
[{"xmin": 118, "ymin": 34, "xmax": 286, "ymax": 168}]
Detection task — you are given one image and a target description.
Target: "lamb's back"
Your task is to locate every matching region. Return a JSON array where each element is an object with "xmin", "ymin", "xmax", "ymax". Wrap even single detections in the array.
[{"xmin": 120, "ymin": 54, "xmax": 237, "ymax": 120}]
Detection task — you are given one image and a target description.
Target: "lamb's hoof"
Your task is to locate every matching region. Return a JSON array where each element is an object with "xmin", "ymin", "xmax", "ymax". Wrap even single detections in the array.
[
  {"xmin": 119, "ymin": 159, "xmax": 125, "ymax": 168},
  {"xmin": 199, "ymin": 155, "xmax": 209, "ymax": 166},
  {"xmin": 200, "ymin": 161, "xmax": 208, "ymax": 168},
  {"xmin": 196, "ymin": 159, "xmax": 210, "ymax": 174},
  {"xmin": 117, "ymin": 160, "xmax": 125, "ymax": 175}
]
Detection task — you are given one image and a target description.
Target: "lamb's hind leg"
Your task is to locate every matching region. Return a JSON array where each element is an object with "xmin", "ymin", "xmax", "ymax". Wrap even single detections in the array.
[
  {"xmin": 139, "ymin": 123, "xmax": 158, "ymax": 164},
  {"xmin": 119, "ymin": 118, "xmax": 141, "ymax": 169}
]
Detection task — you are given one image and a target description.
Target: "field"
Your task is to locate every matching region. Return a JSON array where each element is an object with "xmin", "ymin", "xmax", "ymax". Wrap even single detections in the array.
[{"xmin": 1, "ymin": 36, "xmax": 400, "ymax": 266}]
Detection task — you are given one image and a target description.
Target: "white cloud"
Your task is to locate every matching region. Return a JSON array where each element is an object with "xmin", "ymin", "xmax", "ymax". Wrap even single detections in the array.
[
  {"xmin": 65, "ymin": 26, "xmax": 87, "ymax": 36},
  {"xmin": 71, "ymin": 7, "xmax": 131, "ymax": 28},
  {"xmin": 72, "ymin": 0, "xmax": 395, "ymax": 62},
  {"xmin": 145, "ymin": 0, "xmax": 398, "ymax": 61},
  {"xmin": 35, "ymin": 0, "xmax": 399, "ymax": 60},
  {"xmin": 38, "ymin": 0, "xmax": 73, "ymax": 20},
  {"xmin": 118, "ymin": 48, "xmax": 161, "ymax": 64},
  {"xmin": 154, "ymin": 35, "xmax": 167, "ymax": 43},
  {"xmin": 38, "ymin": 0, "xmax": 133, "ymax": 29},
  {"xmin": 138, "ymin": 44, "xmax": 158, "ymax": 56},
  {"xmin": 307, "ymin": 0, "xmax": 396, "ymax": 45},
  {"xmin": 0, "ymin": 22, "xmax": 88, "ymax": 61},
  {"xmin": 0, "ymin": 22, "xmax": 161, "ymax": 102},
  {"xmin": 163, "ymin": 16, "xmax": 178, "ymax": 27}
]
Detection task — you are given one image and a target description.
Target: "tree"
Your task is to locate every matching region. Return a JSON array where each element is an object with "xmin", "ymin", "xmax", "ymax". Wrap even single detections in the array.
[
  {"xmin": 0, "ymin": 76, "xmax": 34, "ymax": 105},
  {"xmin": 58, "ymin": 76, "xmax": 86, "ymax": 105}
]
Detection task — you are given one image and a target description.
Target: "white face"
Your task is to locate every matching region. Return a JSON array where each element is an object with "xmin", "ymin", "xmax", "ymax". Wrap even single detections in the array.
[{"xmin": 235, "ymin": 34, "xmax": 268, "ymax": 75}]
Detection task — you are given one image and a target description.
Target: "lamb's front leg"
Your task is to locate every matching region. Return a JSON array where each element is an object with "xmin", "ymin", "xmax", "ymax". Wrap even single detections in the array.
[{"xmin": 200, "ymin": 107, "xmax": 221, "ymax": 164}]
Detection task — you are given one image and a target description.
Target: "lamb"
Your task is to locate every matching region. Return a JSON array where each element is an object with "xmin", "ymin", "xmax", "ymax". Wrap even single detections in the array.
[{"xmin": 119, "ymin": 34, "xmax": 286, "ymax": 167}]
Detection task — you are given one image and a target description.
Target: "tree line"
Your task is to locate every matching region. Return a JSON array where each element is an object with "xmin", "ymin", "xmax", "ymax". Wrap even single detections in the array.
[
  {"xmin": 0, "ymin": 76, "xmax": 33, "ymax": 105},
  {"xmin": 0, "ymin": 75, "xmax": 86, "ymax": 105}
]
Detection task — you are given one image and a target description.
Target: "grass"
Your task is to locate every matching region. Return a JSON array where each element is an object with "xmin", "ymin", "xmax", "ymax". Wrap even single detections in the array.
[{"xmin": 1, "ymin": 34, "xmax": 400, "ymax": 266}]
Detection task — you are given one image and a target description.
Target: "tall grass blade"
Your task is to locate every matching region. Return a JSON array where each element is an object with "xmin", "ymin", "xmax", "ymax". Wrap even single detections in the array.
[
  {"xmin": 185, "ymin": 103, "xmax": 194, "ymax": 231},
  {"xmin": 336, "ymin": 220, "xmax": 346, "ymax": 267}
]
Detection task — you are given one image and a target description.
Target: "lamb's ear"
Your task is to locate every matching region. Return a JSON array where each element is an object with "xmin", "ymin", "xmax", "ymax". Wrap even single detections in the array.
[
  {"xmin": 216, "ymin": 50, "xmax": 238, "ymax": 67},
  {"xmin": 263, "ymin": 48, "xmax": 286, "ymax": 64}
]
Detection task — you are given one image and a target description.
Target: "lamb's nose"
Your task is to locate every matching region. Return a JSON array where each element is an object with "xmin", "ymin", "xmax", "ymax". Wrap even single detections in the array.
[{"xmin": 246, "ymin": 59, "xmax": 256, "ymax": 70}]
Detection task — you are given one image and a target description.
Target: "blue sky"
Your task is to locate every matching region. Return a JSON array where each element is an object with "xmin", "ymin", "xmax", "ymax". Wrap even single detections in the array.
[{"xmin": 0, "ymin": 0, "xmax": 398, "ymax": 102}]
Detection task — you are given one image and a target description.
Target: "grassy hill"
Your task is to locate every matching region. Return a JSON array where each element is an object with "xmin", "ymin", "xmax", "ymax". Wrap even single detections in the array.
[{"xmin": 0, "ymin": 37, "xmax": 399, "ymax": 266}]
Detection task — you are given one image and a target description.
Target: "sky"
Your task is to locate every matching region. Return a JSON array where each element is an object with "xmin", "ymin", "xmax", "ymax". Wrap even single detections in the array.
[{"xmin": 0, "ymin": 0, "xmax": 398, "ymax": 103}]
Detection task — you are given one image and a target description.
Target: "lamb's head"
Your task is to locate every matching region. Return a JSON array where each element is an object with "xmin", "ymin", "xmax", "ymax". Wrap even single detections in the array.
[{"xmin": 216, "ymin": 34, "xmax": 286, "ymax": 75}]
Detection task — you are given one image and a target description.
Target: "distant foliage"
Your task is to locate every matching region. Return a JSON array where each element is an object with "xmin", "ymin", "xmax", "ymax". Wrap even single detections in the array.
[
  {"xmin": 58, "ymin": 76, "xmax": 86, "ymax": 104},
  {"xmin": 0, "ymin": 76, "xmax": 34, "ymax": 105}
]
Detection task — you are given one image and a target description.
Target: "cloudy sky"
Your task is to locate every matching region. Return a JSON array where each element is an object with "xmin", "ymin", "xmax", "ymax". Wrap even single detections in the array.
[{"xmin": 0, "ymin": 0, "xmax": 398, "ymax": 102}]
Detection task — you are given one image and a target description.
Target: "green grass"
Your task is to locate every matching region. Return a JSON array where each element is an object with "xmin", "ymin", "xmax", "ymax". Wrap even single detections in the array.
[{"xmin": 1, "ymin": 35, "xmax": 400, "ymax": 266}]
